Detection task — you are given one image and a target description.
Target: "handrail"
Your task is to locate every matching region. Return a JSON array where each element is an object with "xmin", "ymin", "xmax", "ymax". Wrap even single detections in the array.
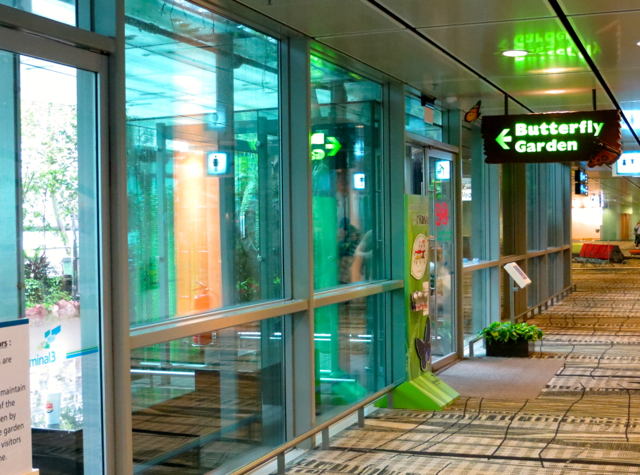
[
  {"xmin": 229, "ymin": 383, "xmax": 398, "ymax": 475},
  {"xmin": 514, "ymin": 283, "xmax": 577, "ymax": 323}
]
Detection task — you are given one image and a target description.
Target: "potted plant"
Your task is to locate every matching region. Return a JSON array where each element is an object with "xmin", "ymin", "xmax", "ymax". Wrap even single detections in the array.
[{"xmin": 479, "ymin": 322, "xmax": 544, "ymax": 357}]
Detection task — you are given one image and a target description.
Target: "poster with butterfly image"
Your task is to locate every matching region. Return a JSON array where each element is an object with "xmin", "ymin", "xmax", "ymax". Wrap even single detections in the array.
[{"xmin": 405, "ymin": 194, "xmax": 431, "ymax": 379}]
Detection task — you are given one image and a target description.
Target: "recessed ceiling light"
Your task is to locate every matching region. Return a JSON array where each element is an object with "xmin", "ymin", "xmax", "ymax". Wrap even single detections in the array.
[
  {"xmin": 637, "ymin": 41, "xmax": 640, "ymax": 46},
  {"xmin": 502, "ymin": 49, "xmax": 529, "ymax": 57},
  {"xmin": 545, "ymin": 89, "xmax": 566, "ymax": 94}
]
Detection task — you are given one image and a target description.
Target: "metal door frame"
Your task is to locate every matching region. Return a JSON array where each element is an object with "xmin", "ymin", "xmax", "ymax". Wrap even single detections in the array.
[
  {"xmin": 0, "ymin": 24, "xmax": 115, "ymax": 474},
  {"xmin": 405, "ymin": 138, "xmax": 460, "ymax": 370}
]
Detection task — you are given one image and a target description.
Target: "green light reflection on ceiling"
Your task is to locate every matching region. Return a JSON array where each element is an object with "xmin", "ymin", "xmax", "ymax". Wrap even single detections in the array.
[{"xmin": 499, "ymin": 30, "xmax": 600, "ymax": 73}]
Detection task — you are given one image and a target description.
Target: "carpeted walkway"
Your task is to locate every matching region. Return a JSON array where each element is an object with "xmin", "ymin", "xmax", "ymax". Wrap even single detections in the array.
[{"xmin": 287, "ymin": 267, "xmax": 640, "ymax": 474}]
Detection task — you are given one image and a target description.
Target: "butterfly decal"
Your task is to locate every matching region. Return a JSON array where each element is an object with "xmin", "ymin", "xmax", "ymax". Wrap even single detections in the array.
[
  {"xmin": 415, "ymin": 321, "xmax": 431, "ymax": 372},
  {"xmin": 464, "ymin": 100, "xmax": 481, "ymax": 123}
]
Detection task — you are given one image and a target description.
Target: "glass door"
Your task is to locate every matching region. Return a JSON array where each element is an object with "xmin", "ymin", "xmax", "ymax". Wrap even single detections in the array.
[
  {"xmin": 406, "ymin": 144, "xmax": 457, "ymax": 364},
  {"xmin": 427, "ymin": 151, "xmax": 456, "ymax": 362},
  {"xmin": 0, "ymin": 28, "xmax": 107, "ymax": 475}
]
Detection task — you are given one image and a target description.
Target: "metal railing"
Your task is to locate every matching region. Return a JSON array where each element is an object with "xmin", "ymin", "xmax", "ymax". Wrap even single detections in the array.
[{"xmin": 230, "ymin": 383, "xmax": 397, "ymax": 475}]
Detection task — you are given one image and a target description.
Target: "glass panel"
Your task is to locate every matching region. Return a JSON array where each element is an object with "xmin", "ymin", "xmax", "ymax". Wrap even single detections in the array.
[
  {"xmin": 548, "ymin": 164, "xmax": 561, "ymax": 248},
  {"xmin": 0, "ymin": 52, "xmax": 103, "ymax": 473},
  {"xmin": 462, "ymin": 268, "xmax": 491, "ymax": 357},
  {"xmin": 406, "ymin": 145, "xmax": 424, "ymax": 195},
  {"xmin": 1, "ymin": 0, "xmax": 76, "ymax": 26},
  {"xmin": 527, "ymin": 256, "xmax": 540, "ymax": 308},
  {"xmin": 428, "ymin": 156, "xmax": 456, "ymax": 360},
  {"xmin": 125, "ymin": 0, "xmax": 282, "ymax": 326},
  {"xmin": 405, "ymin": 94, "xmax": 443, "ymax": 141},
  {"xmin": 314, "ymin": 295, "xmax": 386, "ymax": 422},
  {"xmin": 311, "ymin": 56, "xmax": 383, "ymax": 290},
  {"xmin": 131, "ymin": 317, "xmax": 285, "ymax": 474},
  {"xmin": 461, "ymin": 125, "xmax": 491, "ymax": 265},
  {"xmin": 526, "ymin": 163, "xmax": 541, "ymax": 251},
  {"xmin": 548, "ymin": 252, "xmax": 557, "ymax": 296}
]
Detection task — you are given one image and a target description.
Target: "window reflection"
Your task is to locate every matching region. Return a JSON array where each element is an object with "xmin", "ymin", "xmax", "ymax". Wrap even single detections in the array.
[
  {"xmin": 131, "ymin": 318, "xmax": 285, "ymax": 474},
  {"xmin": 125, "ymin": 0, "xmax": 283, "ymax": 326},
  {"xmin": 314, "ymin": 295, "xmax": 385, "ymax": 422},
  {"xmin": 311, "ymin": 56, "xmax": 383, "ymax": 290}
]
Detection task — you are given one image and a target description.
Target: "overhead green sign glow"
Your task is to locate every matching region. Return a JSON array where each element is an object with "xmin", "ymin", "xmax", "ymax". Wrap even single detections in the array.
[{"xmin": 481, "ymin": 110, "xmax": 621, "ymax": 164}]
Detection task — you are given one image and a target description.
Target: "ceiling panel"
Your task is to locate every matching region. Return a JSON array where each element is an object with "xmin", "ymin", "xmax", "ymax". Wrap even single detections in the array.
[
  {"xmin": 418, "ymin": 18, "xmax": 591, "ymax": 80},
  {"xmin": 375, "ymin": 0, "xmax": 554, "ymax": 28},
  {"xmin": 318, "ymin": 30, "xmax": 478, "ymax": 85},
  {"xmin": 600, "ymin": 69, "xmax": 640, "ymax": 104},
  {"xmin": 559, "ymin": 0, "xmax": 640, "ymax": 15},
  {"xmin": 569, "ymin": 12, "xmax": 640, "ymax": 71},
  {"xmin": 234, "ymin": 0, "xmax": 402, "ymax": 37}
]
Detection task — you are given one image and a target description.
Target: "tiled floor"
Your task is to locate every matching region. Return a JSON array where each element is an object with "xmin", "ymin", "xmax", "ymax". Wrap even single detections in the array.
[{"xmin": 288, "ymin": 265, "xmax": 640, "ymax": 474}]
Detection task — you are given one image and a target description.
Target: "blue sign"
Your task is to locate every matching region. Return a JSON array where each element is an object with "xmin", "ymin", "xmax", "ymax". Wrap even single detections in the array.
[
  {"xmin": 615, "ymin": 152, "xmax": 640, "ymax": 176},
  {"xmin": 207, "ymin": 152, "xmax": 228, "ymax": 176},
  {"xmin": 435, "ymin": 160, "xmax": 451, "ymax": 180}
]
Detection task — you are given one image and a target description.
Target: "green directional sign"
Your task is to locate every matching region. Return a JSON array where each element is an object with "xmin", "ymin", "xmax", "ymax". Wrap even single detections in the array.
[
  {"xmin": 496, "ymin": 128, "xmax": 512, "ymax": 150},
  {"xmin": 311, "ymin": 132, "xmax": 342, "ymax": 161},
  {"xmin": 481, "ymin": 110, "xmax": 621, "ymax": 164}
]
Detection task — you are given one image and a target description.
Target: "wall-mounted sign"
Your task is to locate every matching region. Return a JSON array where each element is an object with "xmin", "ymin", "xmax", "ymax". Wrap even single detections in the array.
[
  {"xmin": 574, "ymin": 169, "xmax": 588, "ymax": 196},
  {"xmin": 310, "ymin": 133, "xmax": 342, "ymax": 161},
  {"xmin": 481, "ymin": 110, "xmax": 621, "ymax": 164},
  {"xmin": 461, "ymin": 177, "xmax": 472, "ymax": 201},
  {"xmin": 434, "ymin": 160, "xmax": 451, "ymax": 180},
  {"xmin": 353, "ymin": 173, "xmax": 365, "ymax": 190},
  {"xmin": 614, "ymin": 152, "xmax": 640, "ymax": 176},
  {"xmin": 206, "ymin": 152, "xmax": 228, "ymax": 176}
]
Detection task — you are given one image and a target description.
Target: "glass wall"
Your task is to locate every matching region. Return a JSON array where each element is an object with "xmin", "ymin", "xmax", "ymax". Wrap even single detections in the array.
[
  {"xmin": 461, "ymin": 124, "xmax": 495, "ymax": 264},
  {"xmin": 405, "ymin": 93, "xmax": 443, "ymax": 141},
  {"xmin": 314, "ymin": 295, "xmax": 386, "ymax": 422},
  {"xmin": 0, "ymin": 52, "xmax": 104, "ymax": 474},
  {"xmin": 310, "ymin": 56, "xmax": 384, "ymax": 290},
  {"xmin": 462, "ymin": 268, "xmax": 495, "ymax": 356},
  {"xmin": 125, "ymin": 0, "xmax": 283, "ymax": 326},
  {"xmin": 131, "ymin": 317, "xmax": 285, "ymax": 474},
  {"xmin": 1, "ymin": 0, "xmax": 76, "ymax": 26}
]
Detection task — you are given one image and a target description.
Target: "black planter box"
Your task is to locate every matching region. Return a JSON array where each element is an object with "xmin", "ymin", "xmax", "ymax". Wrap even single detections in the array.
[{"xmin": 486, "ymin": 339, "xmax": 533, "ymax": 357}]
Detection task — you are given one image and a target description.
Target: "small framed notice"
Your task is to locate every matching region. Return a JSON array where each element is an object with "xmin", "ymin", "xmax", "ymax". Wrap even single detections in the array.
[{"xmin": 0, "ymin": 319, "xmax": 35, "ymax": 475}]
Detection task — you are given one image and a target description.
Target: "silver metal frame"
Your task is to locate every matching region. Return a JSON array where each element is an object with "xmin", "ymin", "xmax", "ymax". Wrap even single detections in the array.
[{"xmin": 0, "ymin": 24, "xmax": 115, "ymax": 474}]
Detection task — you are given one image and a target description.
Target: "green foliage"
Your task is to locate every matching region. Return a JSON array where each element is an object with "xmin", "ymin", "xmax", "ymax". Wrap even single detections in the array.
[
  {"xmin": 24, "ymin": 249, "xmax": 71, "ymax": 309},
  {"xmin": 21, "ymin": 99, "xmax": 78, "ymax": 245},
  {"xmin": 479, "ymin": 321, "xmax": 544, "ymax": 344},
  {"xmin": 237, "ymin": 278, "xmax": 260, "ymax": 303}
]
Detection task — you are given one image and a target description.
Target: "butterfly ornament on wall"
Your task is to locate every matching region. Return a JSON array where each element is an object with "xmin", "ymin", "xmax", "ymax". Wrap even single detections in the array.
[{"xmin": 415, "ymin": 321, "xmax": 431, "ymax": 372}]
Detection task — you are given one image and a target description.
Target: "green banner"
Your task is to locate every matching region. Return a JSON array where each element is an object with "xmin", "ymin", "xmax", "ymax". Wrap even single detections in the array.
[{"xmin": 405, "ymin": 194, "xmax": 430, "ymax": 380}]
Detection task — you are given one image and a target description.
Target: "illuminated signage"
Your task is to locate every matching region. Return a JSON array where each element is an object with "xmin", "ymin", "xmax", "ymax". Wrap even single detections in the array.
[
  {"xmin": 206, "ymin": 152, "xmax": 228, "ymax": 175},
  {"xmin": 482, "ymin": 110, "xmax": 621, "ymax": 164},
  {"xmin": 435, "ymin": 160, "xmax": 451, "ymax": 180},
  {"xmin": 311, "ymin": 133, "xmax": 342, "ymax": 161},
  {"xmin": 462, "ymin": 177, "xmax": 471, "ymax": 201},
  {"xmin": 353, "ymin": 173, "xmax": 365, "ymax": 190},
  {"xmin": 574, "ymin": 169, "xmax": 588, "ymax": 196},
  {"xmin": 614, "ymin": 152, "xmax": 640, "ymax": 176}
]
